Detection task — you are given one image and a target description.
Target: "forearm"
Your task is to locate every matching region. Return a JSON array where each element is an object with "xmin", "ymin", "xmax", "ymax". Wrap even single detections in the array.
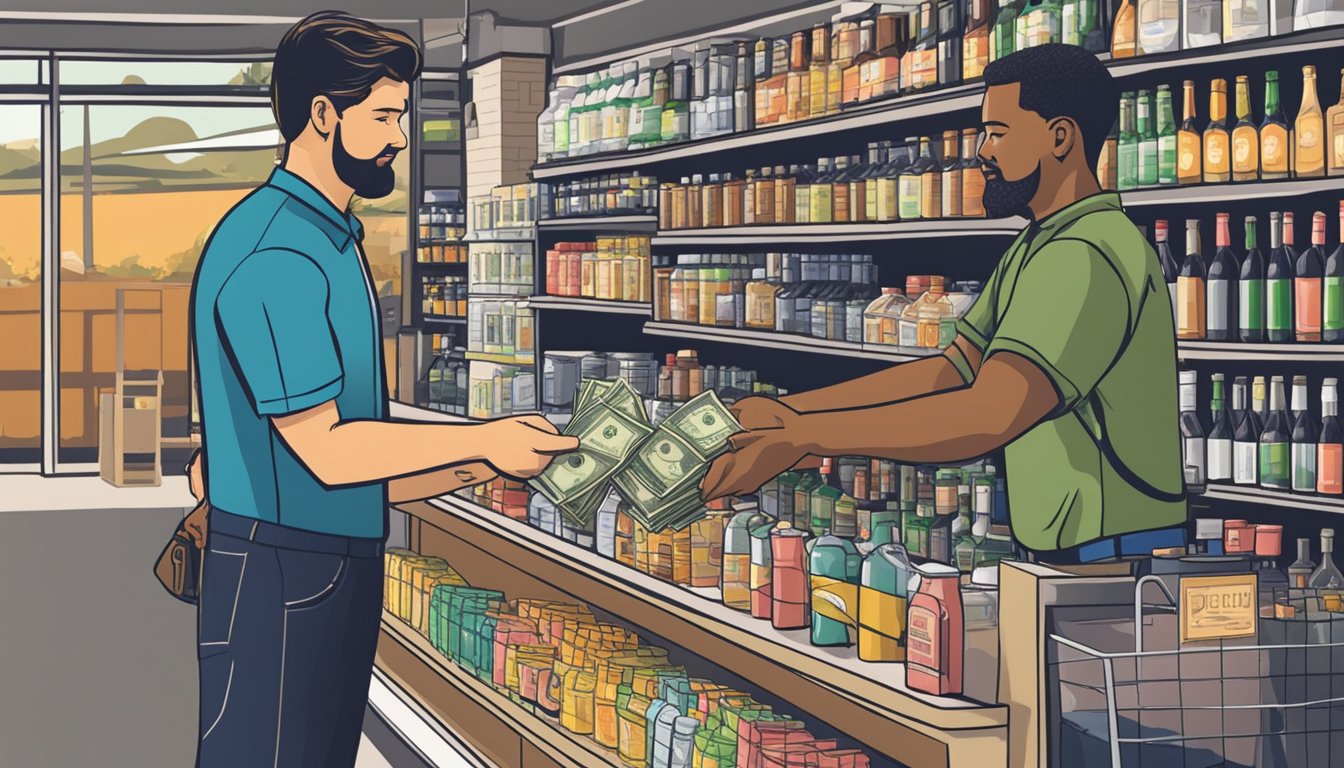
[
  {"xmin": 791, "ymin": 354, "xmax": 1052, "ymax": 464},
  {"xmin": 388, "ymin": 462, "xmax": 497, "ymax": 503},
  {"xmin": 794, "ymin": 386, "xmax": 1009, "ymax": 464},
  {"xmin": 311, "ymin": 420, "xmax": 492, "ymax": 486},
  {"xmin": 781, "ymin": 354, "xmax": 966, "ymax": 414}
]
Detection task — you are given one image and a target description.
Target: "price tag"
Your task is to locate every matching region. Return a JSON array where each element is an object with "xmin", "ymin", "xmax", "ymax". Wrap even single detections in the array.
[{"xmin": 1179, "ymin": 574, "xmax": 1258, "ymax": 644}]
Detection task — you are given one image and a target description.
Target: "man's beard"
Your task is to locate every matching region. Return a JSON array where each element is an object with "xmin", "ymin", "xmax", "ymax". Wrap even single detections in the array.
[
  {"xmin": 333, "ymin": 123, "xmax": 397, "ymax": 199},
  {"xmin": 981, "ymin": 162, "xmax": 1041, "ymax": 219}
]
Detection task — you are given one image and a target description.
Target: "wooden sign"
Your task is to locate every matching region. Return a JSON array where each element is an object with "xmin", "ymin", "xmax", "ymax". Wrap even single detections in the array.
[{"xmin": 1180, "ymin": 574, "xmax": 1258, "ymax": 644}]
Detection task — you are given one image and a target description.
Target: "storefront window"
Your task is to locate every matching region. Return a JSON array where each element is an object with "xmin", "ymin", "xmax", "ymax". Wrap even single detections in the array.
[
  {"xmin": 58, "ymin": 59, "xmax": 271, "ymax": 87},
  {"xmin": 0, "ymin": 104, "xmax": 43, "ymax": 464},
  {"xmin": 54, "ymin": 100, "xmax": 408, "ymax": 463},
  {"xmin": 56, "ymin": 103, "xmax": 280, "ymax": 463}
]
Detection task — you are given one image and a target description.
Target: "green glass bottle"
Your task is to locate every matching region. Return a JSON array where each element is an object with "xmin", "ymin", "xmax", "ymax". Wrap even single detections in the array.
[
  {"xmin": 1259, "ymin": 375, "xmax": 1291, "ymax": 490},
  {"xmin": 1117, "ymin": 92, "xmax": 1139, "ymax": 191},
  {"xmin": 1267, "ymin": 211, "xmax": 1296, "ymax": 343},
  {"xmin": 991, "ymin": 0, "xmax": 1019, "ymax": 61},
  {"xmin": 1239, "ymin": 215, "xmax": 1266, "ymax": 342},
  {"xmin": 1155, "ymin": 84, "xmax": 1178, "ymax": 186},
  {"xmin": 1137, "ymin": 89, "xmax": 1158, "ymax": 187}
]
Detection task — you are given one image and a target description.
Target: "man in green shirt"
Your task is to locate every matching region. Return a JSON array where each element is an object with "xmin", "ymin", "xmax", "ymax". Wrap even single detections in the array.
[{"xmin": 702, "ymin": 44, "xmax": 1187, "ymax": 561}]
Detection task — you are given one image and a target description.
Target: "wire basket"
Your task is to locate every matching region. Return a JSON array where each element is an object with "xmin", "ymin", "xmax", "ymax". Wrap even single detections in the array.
[{"xmin": 1049, "ymin": 576, "xmax": 1344, "ymax": 768}]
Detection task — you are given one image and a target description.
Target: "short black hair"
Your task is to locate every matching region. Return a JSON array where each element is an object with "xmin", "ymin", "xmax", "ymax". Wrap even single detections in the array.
[
  {"xmin": 271, "ymin": 11, "xmax": 422, "ymax": 142},
  {"xmin": 982, "ymin": 44, "xmax": 1118, "ymax": 164}
]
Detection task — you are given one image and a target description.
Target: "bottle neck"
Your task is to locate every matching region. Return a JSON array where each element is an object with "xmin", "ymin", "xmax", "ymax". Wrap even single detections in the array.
[
  {"xmin": 1211, "ymin": 377, "xmax": 1226, "ymax": 412},
  {"xmin": 1283, "ymin": 215, "xmax": 1295, "ymax": 247},
  {"xmin": 1183, "ymin": 84, "xmax": 1197, "ymax": 122},
  {"xmin": 1324, "ymin": 384, "xmax": 1339, "ymax": 418},
  {"xmin": 1265, "ymin": 77, "xmax": 1281, "ymax": 115},
  {"xmin": 1292, "ymin": 382, "xmax": 1309, "ymax": 412},
  {"xmin": 1270, "ymin": 217, "xmax": 1282, "ymax": 249},
  {"xmin": 1216, "ymin": 217, "xmax": 1231, "ymax": 249},
  {"xmin": 1232, "ymin": 382, "xmax": 1246, "ymax": 412},
  {"xmin": 1209, "ymin": 84, "xmax": 1227, "ymax": 124},
  {"xmin": 1245, "ymin": 219, "xmax": 1257, "ymax": 250},
  {"xmin": 1302, "ymin": 71, "xmax": 1319, "ymax": 107},
  {"xmin": 1269, "ymin": 380, "xmax": 1286, "ymax": 412},
  {"xmin": 1235, "ymin": 81, "xmax": 1251, "ymax": 120},
  {"xmin": 1313, "ymin": 215, "xmax": 1326, "ymax": 247}
]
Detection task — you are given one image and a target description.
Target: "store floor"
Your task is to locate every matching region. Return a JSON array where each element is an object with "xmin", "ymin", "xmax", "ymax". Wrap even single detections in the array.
[{"xmin": 0, "ymin": 476, "xmax": 447, "ymax": 768}]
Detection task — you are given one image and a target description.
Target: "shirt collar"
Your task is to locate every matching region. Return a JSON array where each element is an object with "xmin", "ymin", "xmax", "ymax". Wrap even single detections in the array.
[
  {"xmin": 1033, "ymin": 192, "xmax": 1123, "ymax": 236},
  {"xmin": 267, "ymin": 167, "xmax": 364, "ymax": 250}
]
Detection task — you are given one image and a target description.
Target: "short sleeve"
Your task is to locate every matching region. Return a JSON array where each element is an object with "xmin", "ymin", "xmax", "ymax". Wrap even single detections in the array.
[
  {"xmin": 982, "ymin": 240, "xmax": 1130, "ymax": 415},
  {"xmin": 216, "ymin": 250, "xmax": 344, "ymax": 416}
]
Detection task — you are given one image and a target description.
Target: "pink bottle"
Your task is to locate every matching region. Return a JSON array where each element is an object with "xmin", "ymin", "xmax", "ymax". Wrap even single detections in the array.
[{"xmin": 905, "ymin": 563, "xmax": 963, "ymax": 696}]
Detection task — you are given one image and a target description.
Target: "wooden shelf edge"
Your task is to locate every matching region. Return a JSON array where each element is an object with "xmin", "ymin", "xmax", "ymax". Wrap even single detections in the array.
[
  {"xmin": 397, "ymin": 497, "xmax": 1008, "ymax": 751},
  {"xmin": 378, "ymin": 611, "xmax": 621, "ymax": 768},
  {"xmin": 642, "ymin": 322, "xmax": 938, "ymax": 362}
]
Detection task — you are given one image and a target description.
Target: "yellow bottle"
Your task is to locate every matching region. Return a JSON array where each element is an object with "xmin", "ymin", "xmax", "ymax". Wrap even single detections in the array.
[
  {"xmin": 1260, "ymin": 70, "xmax": 1290, "ymax": 180},
  {"xmin": 1177, "ymin": 80, "xmax": 1203, "ymax": 185},
  {"xmin": 1230, "ymin": 75, "xmax": 1259, "ymax": 182},
  {"xmin": 1295, "ymin": 65, "xmax": 1325, "ymax": 178},
  {"xmin": 1329, "ymin": 67, "xmax": 1344, "ymax": 177},
  {"xmin": 1203, "ymin": 78, "xmax": 1230, "ymax": 183}
]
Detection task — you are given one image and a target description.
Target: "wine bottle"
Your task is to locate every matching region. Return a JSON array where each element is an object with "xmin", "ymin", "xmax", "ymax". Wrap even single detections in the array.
[
  {"xmin": 1232, "ymin": 375, "xmax": 1261, "ymax": 486},
  {"xmin": 1259, "ymin": 375, "xmax": 1291, "ymax": 490},
  {"xmin": 1208, "ymin": 373, "xmax": 1233, "ymax": 482},
  {"xmin": 1267, "ymin": 211, "xmax": 1295, "ymax": 343},
  {"xmin": 1177, "ymin": 219, "xmax": 1208, "ymax": 339},
  {"xmin": 1207, "ymin": 212, "xmax": 1239, "ymax": 341},
  {"xmin": 1291, "ymin": 375, "xmax": 1320, "ymax": 493},
  {"xmin": 1295, "ymin": 211, "xmax": 1326, "ymax": 342},
  {"xmin": 1239, "ymin": 215, "xmax": 1266, "ymax": 342}
]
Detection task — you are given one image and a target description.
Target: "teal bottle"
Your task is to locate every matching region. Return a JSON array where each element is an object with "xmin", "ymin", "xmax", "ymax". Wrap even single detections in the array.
[{"xmin": 808, "ymin": 534, "xmax": 862, "ymax": 647}]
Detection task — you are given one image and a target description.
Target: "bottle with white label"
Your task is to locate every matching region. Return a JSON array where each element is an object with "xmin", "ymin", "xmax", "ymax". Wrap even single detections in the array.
[
  {"xmin": 1291, "ymin": 375, "xmax": 1320, "ymax": 493},
  {"xmin": 1179, "ymin": 369, "xmax": 1207, "ymax": 485},
  {"xmin": 1208, "ymin": 373, "xmax": 1233, "ymax": 482},
  {"xmin": 1232, "ymin": 376, "xmax": 1262, "ymax": 486}
]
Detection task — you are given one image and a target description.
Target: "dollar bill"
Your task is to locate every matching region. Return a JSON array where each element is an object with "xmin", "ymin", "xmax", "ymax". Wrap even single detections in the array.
[
  {"xmin": 529, "ymin": 382, "xmax": 742, "ymax": 534},
  {"xmin": 533, "ymin": 403, "xmax": 652, "ymax": 504}
]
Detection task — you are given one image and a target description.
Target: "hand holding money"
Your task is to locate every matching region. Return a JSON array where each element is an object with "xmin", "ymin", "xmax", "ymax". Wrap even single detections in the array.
[
  {"xmin": 479, "ymin": 415, "xmax": 580, "ymax": 480},
  {"xmin": 528, "ymin": 380, "xmax": 743, "ymax": 532}
]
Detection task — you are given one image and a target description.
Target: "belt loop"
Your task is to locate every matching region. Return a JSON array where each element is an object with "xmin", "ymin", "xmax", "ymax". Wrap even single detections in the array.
[{"xmin": 248, "ymin": 520, "xmax": 259, "ymax": 542}]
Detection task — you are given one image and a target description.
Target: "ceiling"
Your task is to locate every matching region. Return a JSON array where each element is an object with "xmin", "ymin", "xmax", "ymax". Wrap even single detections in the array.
[{"xmin": 0, "ymin": 1, "xmax": 616, "ymax": 23}]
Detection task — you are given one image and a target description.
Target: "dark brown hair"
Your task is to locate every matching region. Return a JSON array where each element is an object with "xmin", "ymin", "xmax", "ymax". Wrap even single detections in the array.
[{"xmin": 271, "ymin": 10, "xmax": 422, "ymax": 142}]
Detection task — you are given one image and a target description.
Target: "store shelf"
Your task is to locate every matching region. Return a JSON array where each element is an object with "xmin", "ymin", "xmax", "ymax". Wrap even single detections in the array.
[
  {"xmin": 423, "ymin": 315, "xmax": 467, "ymax": 325},
  {"xmin": 526, "ymin": 296, "xmax": 652, "ymax": 316},
  {"xmin": 531, "ymin": 83, "xmax": 985, "ymax": 180},
  {"xmin": 538, "ymin": 215, "xmax": 659, "ymax": 232},
  {"xmin": 650, "ymin": 218, "xmax": 1026, "ymax": 245},
  {"xmin": 467, "ymin": 227, "xmax": 537, "ymax": 243},
  {"xmin": 415, "ymin": 261, "xmax": 467, "ymax": 269},
  {"xmin": 466, "ymin": 351, "xmax": 536, "ymax": 365},
  {"xmin": 1121, "ymin": 176, "xmax": 1343, "ymax": 207},
  {"xmin": 1203, "ymin": 483, "xmax": 1344, "ymax": 515},
  {"xmin": 399, "ymin": 494, "xmax": 1009, "ymax": 768},
  {"xmin": 1177, "ymin": 340, "xmax": 1344, "ymax": 361},
  {"xmin": 533, "ymin": 29, "xmax": 1344, "ymax": 181},
  {"xmin": 376, "ymin": 612, "xmax": 621, "ymax": 768},
  {"xmin": 643, "ymin": 321, "xmax": 940, "ymax": 362}
]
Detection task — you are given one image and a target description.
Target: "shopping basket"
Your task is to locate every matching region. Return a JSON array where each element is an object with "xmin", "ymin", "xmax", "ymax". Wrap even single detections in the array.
[{"xmin": 1049, "ymin": 574, "xmax": 1344, "ymax": 768}]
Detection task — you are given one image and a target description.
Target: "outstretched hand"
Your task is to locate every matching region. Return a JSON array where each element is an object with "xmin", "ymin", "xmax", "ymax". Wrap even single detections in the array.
[
  {"xmin": 700, "ymin": 397, "xmax": 809, "ymax": 501},
  {"xmin": 481, "ymin": 415, "xmax": 581, "ymax": 480}
]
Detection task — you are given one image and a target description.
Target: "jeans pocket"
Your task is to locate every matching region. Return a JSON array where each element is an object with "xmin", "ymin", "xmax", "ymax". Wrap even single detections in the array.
[
  {"xmin": 198, "ymin": 544, "xmax": 248, "ymax": 651},
  {"xmin": 279, "ymin": 548, "xmax": 349, "ymax": 612},
  {"xmin": 198, "ymin": 652, "xmax": 235, "ymax": 741}
]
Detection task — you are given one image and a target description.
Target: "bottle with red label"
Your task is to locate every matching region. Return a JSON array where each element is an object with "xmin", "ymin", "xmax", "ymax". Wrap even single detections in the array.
[
  {"xmin": 1295, "ymin": 211, "xmax": 1326, "ymax": 342},
  {"xmin": 905, "ymin": 562, "xmax": 964, "ymax": 696}
]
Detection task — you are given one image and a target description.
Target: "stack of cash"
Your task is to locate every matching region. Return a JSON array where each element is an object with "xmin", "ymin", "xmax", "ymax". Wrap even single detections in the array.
[{"xmin": 530, "ymin": 379, "xmax": 742, "ymax": 533}]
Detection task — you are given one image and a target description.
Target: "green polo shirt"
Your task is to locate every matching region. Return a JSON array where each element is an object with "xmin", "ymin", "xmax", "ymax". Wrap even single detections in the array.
[{"xmin": 950, "ymin": 193, "xmax": 1187, "ymax": 552}]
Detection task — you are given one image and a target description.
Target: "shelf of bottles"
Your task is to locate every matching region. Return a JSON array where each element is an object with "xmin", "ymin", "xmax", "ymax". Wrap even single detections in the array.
[
  {"xmin": 465, "ymin": 183, "xmax": 545, "ymax": 418},
  {"xmin": 398, "ymin": 492, "xmax": 1006, "ymax": 768},
  {"xmin": 1154, "ymin": 205, "xmax": 1343, "ymax": 351},
  {"xmin": 1179, "ymin": 368, "xmax": 1342, "ymax": 509},
  {"xmin": 532, "ymin": 0, "xmax": 1344, "ymax": 180},
  {"xmin": 1103, "ymin": 61, "xmax": 1344, "ymax": 196}
]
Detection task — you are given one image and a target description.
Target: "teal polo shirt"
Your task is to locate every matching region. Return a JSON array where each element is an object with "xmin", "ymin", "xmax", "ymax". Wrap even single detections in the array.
[{"xmin": 191, "ymin": 167, "xmax": 388, "ymax": 539}]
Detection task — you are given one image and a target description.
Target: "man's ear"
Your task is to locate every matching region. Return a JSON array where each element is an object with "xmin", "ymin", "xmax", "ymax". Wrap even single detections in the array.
[
  {"xmin": 310, "ymin": 95, "xmax": 335, "ymax": 140},
  {"xmin": 1048, "ymin": 116, "xmax": 1079, "ymax": 161}
]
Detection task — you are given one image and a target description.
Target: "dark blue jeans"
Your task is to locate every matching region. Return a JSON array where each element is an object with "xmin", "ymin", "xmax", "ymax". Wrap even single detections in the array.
[{"xmin": 196, "ymin": 509, "xmax": 384, "ymax": 768}]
